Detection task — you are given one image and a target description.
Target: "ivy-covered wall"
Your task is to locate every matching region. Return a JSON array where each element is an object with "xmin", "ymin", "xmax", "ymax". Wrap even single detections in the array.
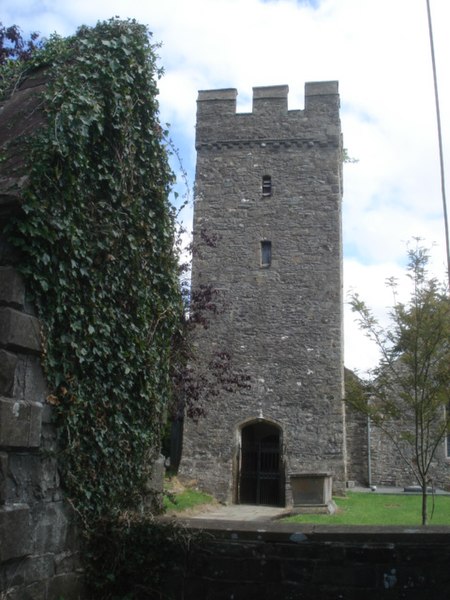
[
  {"xmin": 0, "ymin": 19, "xmax": 182, "ymax": 598},
  {"xmin": 0, "ymin": 68, "xmax": 84, "ymax": 600}
]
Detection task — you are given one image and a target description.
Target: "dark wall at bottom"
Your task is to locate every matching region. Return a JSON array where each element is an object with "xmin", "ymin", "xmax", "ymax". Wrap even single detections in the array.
[{"xmin": 162, "ymin": 520, "xmax": 450, "ymax": 600}]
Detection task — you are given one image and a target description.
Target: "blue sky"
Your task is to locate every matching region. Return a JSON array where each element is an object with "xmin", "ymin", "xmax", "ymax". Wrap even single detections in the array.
[{"xmin": 3, "ymin": 0, "xmax": 449, "ymax": 372}]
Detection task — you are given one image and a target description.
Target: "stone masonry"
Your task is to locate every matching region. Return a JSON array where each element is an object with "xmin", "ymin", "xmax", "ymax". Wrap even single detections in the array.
[
  {"xmin": 180, "ymin": 82, "xmax": 347, "ymax": 504},
  {"xmin": 0, "ymin": 69, "xmax": 83, "ymax": 600},
  {"xmin": 162, "ymin": 520, "xmax": 450, "ymax": 599}
]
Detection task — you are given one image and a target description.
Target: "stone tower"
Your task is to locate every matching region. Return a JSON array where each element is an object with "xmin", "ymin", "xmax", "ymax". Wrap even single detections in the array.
[{"xmin": 180, "ymin": 82, "xmax": 346, "ymax": 506}]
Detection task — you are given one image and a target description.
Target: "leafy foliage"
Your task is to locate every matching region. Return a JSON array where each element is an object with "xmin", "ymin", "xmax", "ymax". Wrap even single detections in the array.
[
  {"xmin": 347, "ymin": 242, "xmax": 450, "ymax": 524},
  {"xmin": 0, "ymin": 22, "xmax": 42, "ymax": 65},
  {"xmin": 0, "ymin": 22, "xmax": 44, "ymax": 101},
  {"xmin": 85, "ymin": 515, "xmax": 193, "ymax": 599},
  {"xmin": 4, "ymin": 19, "xmax": 182, "ymax": 521}
]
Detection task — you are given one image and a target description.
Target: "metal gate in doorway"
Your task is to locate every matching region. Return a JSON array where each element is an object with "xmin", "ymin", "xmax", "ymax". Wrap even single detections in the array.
[{"xmin": 238, "ymin": 422, "xmax": 283, "ymax": 506}]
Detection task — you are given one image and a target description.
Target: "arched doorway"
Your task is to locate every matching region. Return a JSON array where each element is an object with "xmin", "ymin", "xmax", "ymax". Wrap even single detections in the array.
[{"xmin": 238, "ymin": 421, "xmax": 284, "ymax": 506}]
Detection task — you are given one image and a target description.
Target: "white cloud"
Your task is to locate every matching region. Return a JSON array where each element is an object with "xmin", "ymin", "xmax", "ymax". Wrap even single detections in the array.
[
  {"xmin": 344, "ymin": 257, "xmax": 410, "ymax": 374},
  {"xmin": 4, "ymin": 0, "xmax": 450, "ymax": 372}
]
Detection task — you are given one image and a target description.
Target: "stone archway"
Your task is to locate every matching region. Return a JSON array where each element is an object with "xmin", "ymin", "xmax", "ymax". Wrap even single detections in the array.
[{"xmin": 237, "ymin": 420, "xmax": 284, "ymax": 507}]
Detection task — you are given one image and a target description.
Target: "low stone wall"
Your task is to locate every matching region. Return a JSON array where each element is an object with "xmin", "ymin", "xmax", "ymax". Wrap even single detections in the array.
[{"xmin": 163, "ymin": 520, "xmax": 450, "ymax": 599}]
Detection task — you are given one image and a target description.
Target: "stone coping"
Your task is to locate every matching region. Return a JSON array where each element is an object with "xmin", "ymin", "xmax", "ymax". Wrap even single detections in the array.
[{"xmin": 161, "ymin": 516, "xmax": 450, "ymax": 542}]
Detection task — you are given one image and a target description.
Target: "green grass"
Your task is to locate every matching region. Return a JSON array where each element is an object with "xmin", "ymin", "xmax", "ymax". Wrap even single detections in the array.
[
  {"xmin": 163, "ymin": 478, "xmax": 214, "ymax": 513},
  {"xmin": 283, "ymin": 492, "xmax": 450, "ymax": 526}
]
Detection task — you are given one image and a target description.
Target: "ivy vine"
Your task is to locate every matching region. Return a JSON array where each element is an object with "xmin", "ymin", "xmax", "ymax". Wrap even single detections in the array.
[{"xmin": 4, "ymin": 19, "xmax": 182, "ymax": 521}]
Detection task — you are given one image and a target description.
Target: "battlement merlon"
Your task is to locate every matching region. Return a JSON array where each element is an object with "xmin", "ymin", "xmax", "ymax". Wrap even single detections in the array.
[
  {"xmin": 195, "ymin": 81, "xmax": 340, "ymax": 149},
  {"xmin": 304, "ymin": 80, "xmax": 339, "ymax": 107}
]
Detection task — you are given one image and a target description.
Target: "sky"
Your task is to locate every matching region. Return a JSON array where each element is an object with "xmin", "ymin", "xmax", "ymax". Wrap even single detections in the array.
[{"xmin": 3, "ymin": 0, "xmax": 449, "ymax": 373}]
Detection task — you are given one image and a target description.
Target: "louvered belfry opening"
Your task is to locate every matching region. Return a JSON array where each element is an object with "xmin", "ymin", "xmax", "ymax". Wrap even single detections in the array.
[{"xmin": 239, "ymin": 422, "xmax": 284, "ymax": 507}]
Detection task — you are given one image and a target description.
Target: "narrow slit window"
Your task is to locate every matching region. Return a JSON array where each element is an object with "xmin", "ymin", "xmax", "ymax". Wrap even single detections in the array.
[
  {"xmin": 261, "ymin": 241, "xmax": 272, "ymax": 267},
  {"xmin": 262, "ymin": 175, "xmax": 272, "ymax": 196}
]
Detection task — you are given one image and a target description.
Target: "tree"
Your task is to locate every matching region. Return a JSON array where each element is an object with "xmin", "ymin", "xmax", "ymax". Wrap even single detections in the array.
[
  {"xmin": 347, "ymin": 242, "xmax": 450, "ymax": 525},
  {"xmin": 0, "ymin": 22, "xmax": 41, "ymax": 64}
]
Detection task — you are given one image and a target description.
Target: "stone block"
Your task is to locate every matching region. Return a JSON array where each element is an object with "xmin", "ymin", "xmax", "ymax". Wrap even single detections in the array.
[
  {"xmin": 47, "ymin": 572, "xmax": 84, "ymax": 600},
  {"xmin": 4, "ymin": 580, "xmax": 47, "ymax": 600},
  {"xmin": 0, "ymin": 307, "xmax": 41, "ymax": 353},
  {"xmin": 0, "ymin": 266, "xmax": 25, "ymax": 307},
  {"xmin": 0, "ymin": 349, "xmax": 18, "ymax": 396},
  {"xmin": 0, "ymin": 503, "xmax": 32, "ymax": 561},
  {"xmin": 34, "ymin": 501, "xmax": 74, "ymax": 555},
  {"xmin": 0, "ymin": 237, "xmax": 22, "ymax": 267},
  {"xmin": 0, "ymin": 452, "xmax": 7, "ymax": 503},
  {"xmin": 0, "ymin": 397, "xmax": 42, "ymax": 447},
  {"xmin": 148, "ymin": 454, "xmax": 165, "ymax": 493},
  {"xmin": 290, "ymin": 472, "xmax": 333, "ymax": 511},
  {"xmin": 14, "ymin": 354, "xmax": 47, "ymax": 403},
  {"xmin": 54, "ymin": 550, "xmax": 82, "ymax": 575},
  {"xmin": 4, "ymin": 554, "xmax": 55, "ymax": 589},
  {"xmin": 6, "ymin": 452, "xmax": 59, "ymax": 504},
  {"xmin": 41, "ymin": 403, "xmax": 53, "ymax": 424}
]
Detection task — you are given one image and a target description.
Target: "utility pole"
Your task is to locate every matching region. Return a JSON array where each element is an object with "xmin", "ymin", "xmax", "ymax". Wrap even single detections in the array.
[{"xmin": 426, "ymin": 0, "xmax": 450, "ymax": 289}]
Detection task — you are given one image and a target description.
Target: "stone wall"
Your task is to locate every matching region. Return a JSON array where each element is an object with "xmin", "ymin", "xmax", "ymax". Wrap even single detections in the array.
[
  {"xmin": 345, "ymin": 399, "xmax": 370, "ymax": 487},
  {"xmin": 0, "ymin": 258, "xmax": 83, "ymax": 600},
  {"xmin": 345, "ymin": 372, "xmax": 450, "ymax": 490},
  {"xmin": 163, "ymin": 520, "xmax": 450, "ymax": 599},
  {"xmin": 180, "ymin": 82, "xmax": 347, "ymax": 503},
  {"xmin": 369, "ymin": 422, "xmax": 450, "ymax": 490},
  {"xmin": 0, "ymin": 70, "xmax": 83, "ymax": 600}
]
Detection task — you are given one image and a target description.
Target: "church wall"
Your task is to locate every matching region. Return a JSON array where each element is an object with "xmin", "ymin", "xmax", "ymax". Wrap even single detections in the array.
[
  {"xmin": 369, "ymin": 420, "xmax": 450, "ymax": 490},
  {"xmin": 345, "ymin": 401, "xmax": 370, "ymax": 487}
]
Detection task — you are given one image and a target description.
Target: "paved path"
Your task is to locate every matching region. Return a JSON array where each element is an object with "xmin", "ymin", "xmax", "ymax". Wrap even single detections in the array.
[{"xmin": 174, "ymin": 503, "xmax": 289, "ymax": 522}]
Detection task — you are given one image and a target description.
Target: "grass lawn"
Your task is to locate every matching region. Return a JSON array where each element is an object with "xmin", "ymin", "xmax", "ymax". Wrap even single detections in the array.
[
  {"xmin": 283, "ymin": 492, "xmax": 450, "ymax": 526},
  {"xmin": 163, "ymin": 477, "xmax": 214, "ymax": 513}
]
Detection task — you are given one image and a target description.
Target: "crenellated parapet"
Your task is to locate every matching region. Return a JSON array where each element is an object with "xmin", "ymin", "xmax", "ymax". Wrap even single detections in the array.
[{"xmin": 195, "ymin": 81, "xmax": 341, "ymax": 150}]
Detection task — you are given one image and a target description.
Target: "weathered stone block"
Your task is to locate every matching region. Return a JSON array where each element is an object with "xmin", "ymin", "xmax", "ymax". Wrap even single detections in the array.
[
  {"xmin": 0, "ymin": 237, "xmax": 22, "ymax": 266},
  {"xmin": 34, "ymin": 502, "xmax": 74, "ymax": 555},
  {"xmin": 0, "ymin": 266, "xmax": 25, "ymax": 307},
  {"xmin": 0, "ymin": 397, "xmax": 42, "ymax": 447},
  {"xmin": 54, "ymin": 550, "xmax": 82, "ymax": 575},
  {"xmin": 47, "ymin": 572, "xmax": 84, "ymax": 600},
  {"xmin": 290, "ymin": 472, "xmax": 333, "ymax": 510},
  {"xmin": 14, "ymin": 354, "xmax": 47, "ymax": 403},
  {"xmin": 0, "ymin": 503, "xmax": 32, "ymax": 561},
  {"xmin": 4, "ymin": 554, "xmax": 55, "ymax": 589},
  {"xmin": 41, "ymin": 403, "xmax": 53, "ymax": 424},
  {"xmin": 4, "ymin": 580, "xmax": 47, "ymax": 600},
  {"xmin": 0, "ymin": 452, "xmax": 7, "ymax": 504},
  {"xmin": 0, "ymin": 307, "xmax": 41, "ymax": 353},
  {"xmin": 6, "ymin": 452, "xmax": 59, "ymax": 504},
  {"xmin": 0, "ymin": 349, "xmax": 18, "ymax": 397},
  {"xmin": 148, "ymin": 454, "xmax": 165, "ymax": 493}
]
